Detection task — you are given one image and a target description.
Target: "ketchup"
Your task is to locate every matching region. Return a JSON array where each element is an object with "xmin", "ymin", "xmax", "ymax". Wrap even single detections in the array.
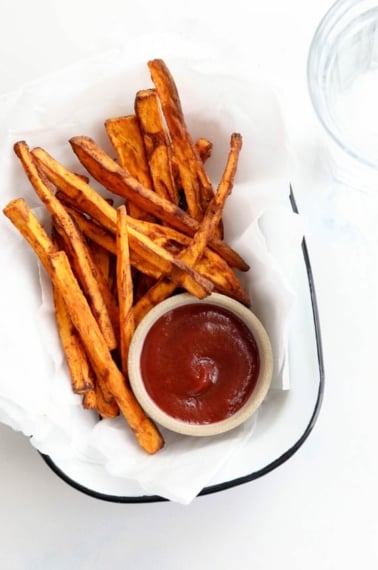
[{"xmin": 140, "ymin": 303, "xmax": 260, "ymax": 424}]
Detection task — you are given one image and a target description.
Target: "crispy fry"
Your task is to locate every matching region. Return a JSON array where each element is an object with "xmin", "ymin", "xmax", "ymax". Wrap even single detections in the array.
[
  {"xmin": 82, "ymin": 389, "xmax": 97, "ymax": 410},
  {"xmin": 67, "ymin": 136, "xmax": 249, "ymax": 270},
  {"xmin": 14, "ymin": 141, "xmax": 118, "ymax": 350},
  {"xmin": 2, "ymin": 198, "xmax": 98, "ymax": 395},
  {"xmin": 195, "ymin": 137, "xmax": 213, "ymax": 163},
  {"xmin": 65, "ymin": 205, "xmax": 162, "ymax": 281},
  {"xmin": 148, "ymin": 58, "xmax": 214, "ymax": 218},
  {"xmin": 182, "ymin": 133, "xmax": 242, "ymax": 262},
  {"xmin": 82, "ymin": 376, "xmax": 120, "ymax": 417},
  {"xmin": 48, "ymin": 250, "xmax": 164, "ymax": 454},
  {"xmin": 32, "ymin": 146, "xmax": 118, "ymax": 234},
  {"xmin": 5, "ymin": 58, "xmax": 252, "ymax": 455},
  {"xmin": 116, "ymin": 205, "xmax": 134, "ymax": 375},
  {"xmin": 32, "ymin": 147, "xmax": 217, "ymax": 292},
  {"xmin": 65, "ymin": 201, "xmax": 245, "ymax": 302},
  {"xmin": 53, "ymin": 286, "xmax": 95, "ymax": 394},
  {"xmin": 138, "ymin": 225, "xmax": 250, "ymax": 304},
  {"xmin": 125, "ymin": 223, "xmax": 213, "ymax": 298},
  {"xmin": 94, "ymin": 382, "xmax": 120, "ymax": 419},
  {"xmin": 105, "ymin": 115, "xmax": 153, "ymax": 220},
  {"xmin": 105, "ymin": 115, "xmax": 153, "ymax": 189},
  {"xmin": 133, "ymin": 133, "xmax": 245, "ymax": 321},
  {"xmin": 88, "ymin": 239, "xmax": 113, "ymax": 287},
  {"xmin": 53, "ymin": 221, "xmax": 118, "ymax": 405},
  {"xmin": 3, "ymin": 197, "xmax": 57, "ymax": 273},
  {"xmin": 135, "ymin": 89, "xmax": 178, "ymax": 204},
  {"xmin": 54, "ymin": 192, "xmax": 117, "ymax": 252},
  {"xmin": 52, "ymin": 215, "xmax": 120, "ymax": 347}
]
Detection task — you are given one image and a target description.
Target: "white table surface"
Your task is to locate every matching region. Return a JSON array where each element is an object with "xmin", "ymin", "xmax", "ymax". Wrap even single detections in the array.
[{"xmin": 1, "ymin": 1, "xmax": 378, "ymax": 568}]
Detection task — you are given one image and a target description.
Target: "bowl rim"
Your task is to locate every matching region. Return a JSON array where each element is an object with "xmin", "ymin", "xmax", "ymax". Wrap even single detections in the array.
[{"xmin": 128, "ymin": 292, "xmax": 274, "ymax": 437}]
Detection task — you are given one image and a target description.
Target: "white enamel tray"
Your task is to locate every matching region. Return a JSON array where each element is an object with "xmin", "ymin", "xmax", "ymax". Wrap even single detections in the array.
[{"xmin": 40, "ymin": 189, "xmax": 324, "ymax": 503}]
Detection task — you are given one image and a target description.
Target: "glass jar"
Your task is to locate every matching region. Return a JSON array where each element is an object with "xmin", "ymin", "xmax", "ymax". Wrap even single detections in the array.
[{"xmin": 308, "ymin": 0, "xmax": 378, "ymax": 185}]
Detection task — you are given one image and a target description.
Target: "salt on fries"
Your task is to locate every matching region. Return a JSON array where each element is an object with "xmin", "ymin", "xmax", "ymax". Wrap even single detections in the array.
[{"xmin": 3, "ymin": 58, "xmax": 250, "ymax": 454}]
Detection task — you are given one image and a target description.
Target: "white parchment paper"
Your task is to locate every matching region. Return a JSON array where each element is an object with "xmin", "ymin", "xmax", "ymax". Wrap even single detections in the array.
[{"xmin": 0, "ymin": 38, "xmax": 303, "ymax": 503}]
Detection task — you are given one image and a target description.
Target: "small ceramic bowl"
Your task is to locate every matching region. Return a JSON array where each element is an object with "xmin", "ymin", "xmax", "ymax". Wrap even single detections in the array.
[{"xmin": 128, "ymin": 293, "xmax": 273, "ymax": 437}]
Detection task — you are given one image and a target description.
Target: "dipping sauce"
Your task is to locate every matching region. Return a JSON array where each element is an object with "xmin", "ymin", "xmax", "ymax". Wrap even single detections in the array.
[{"xmin": 140, "ymin": 303, "xmax": 260, "ymax": 424}]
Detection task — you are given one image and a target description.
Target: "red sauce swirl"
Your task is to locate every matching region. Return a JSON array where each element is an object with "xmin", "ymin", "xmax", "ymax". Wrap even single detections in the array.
[{"xmin": 140, "ymin": 303, "xmax": 260, "ymax": 424}]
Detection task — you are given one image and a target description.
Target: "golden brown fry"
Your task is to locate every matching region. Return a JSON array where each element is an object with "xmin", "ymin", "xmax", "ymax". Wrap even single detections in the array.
[
  {"xmin": 67, "ymin": 136, "xmax": 249, "ymax": 271},
  {"xmin": 148, "ymin": 58, "xmax": 214, "ymax": 218},
  {"xmin": 135, "ymin": 89, "xmax": 178, "ymax": 204},
  {"xmin": 126, "ymin": 223, "xmax": 213, "ymax": 298},
  {"xmin": 105, "ymin": 115, "xmax": 153, "ymax": 188},
  {"xmin": 83, "ymin": 372, "xmax": 120, "ymax": 418},
  {"xmin": 186, "ymin": 132, "xmax": 242, "ymax": 257},
  {"xmin": 88, "ymin": 239, "xmax": 113, "ymax": 287},
  {"xmin": 95, "ymin": 382, "xmax": 120, "ymax": 419},
  {"xmin": 14, "ymin": 141, "xmax": 118, "ymax": 350},
  {"xmin": 32, "ymin": 146, "xmax": 216, "ymax": 293},
  {"xmin": 2, "ymin": 198, "xmax": 98, "ymax": 396},
  {"xmin": 65, "ymin": 205, "xmax": 161, "ymax": 281},
  {"xmin": 150, "ymin": 229, "xmax": 250, "ymax": 305},
  {"xmin": 82, "ymin": 389, "xmax": 97, "ymax": 410},
  {"xmin": 133, "ymin": 133, "xmax": 245, "ymax": 321},
  {"xmin": 195, "ymin": 137, "xmax": 213, "ymax": 163},
  {"xmin": 56, "ymin": 186, "xmax": 246, "ymax": 305},
  {"xmin": 63, "ymin": 193, "xmax": 245, "ymax": 305},
  {"xmin": 53, "ymin": 286, "xmax": 95, "ymax": 394},
  {"xmin": 48, "ymin": 250, "xmax": 164, "ymax": 454},
  {"xmin": 105, "ymin": 115, "xmax": 153, "ymax": 220},
  {"xmin": 65, "ymin": 202, "xmax": 238, "ymax": 302},
  {"xmin": 52, "ymin": 216, "xmax": 120, "ymax": 348},
  {"xmin": 3, "ymin": 197, "xmax": 57, "ymax": 273},
  {"xmin": 32, "ymin": 146, "xmax": 118, "ymax": 234},
  {"xmin": 116, "ymin": 205, "xmax": 134, "ymax": 375},
  {"xmin": 69, "ymin": 135, "xmax": 197, "ymax": 230},
  {"xmin": 55, "ymin": 193, "xmax": 117, "ymax": 252},
  {"xmin": 5, "ymin": 59, "xmax": 252, "ymax": 456}
]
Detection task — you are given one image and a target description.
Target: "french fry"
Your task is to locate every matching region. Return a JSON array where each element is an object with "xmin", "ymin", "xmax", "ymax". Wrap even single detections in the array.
[
  {"xmin": 3, "ymin": 197, "xmax": 57, "ymax": 273},
  {"xmin": 88, "ymin": 239, "xmax": 113, "ymax": 288},
  {"xmin": 64, "ymin": 201, "xmax": 247, "ymax": 304},
  {"xmin": 54, "ymin": 192, "xmax": 118, "ymax": 252},
  {"xmin": 132, "ymin": 133, "xmax": 245, "ymax": 321},
  {"xmin": 137, "ymin": 225, "xmax": 250, "ymax": 304},
  {"xmin": 32, "ymin": 147, "xmax": 216, "ymax": 295},
  {"xmin": 14, "ymin": 141, "xmax": 118, "ymax": 351},
  {"xmin": 67, "ymin": 136, "xmax": 249, "ymax": 271},
  {"xmin": 105, "ymin": 115, "xmax": 153, "ymax": 220},
  {"xmin": 52, "ymin": 218, "xmax": 120, "ymax": 405},
  {"xmin": 125, "ymin": 224, "xmax": 213, "ymax": 298},
  {"xmin": 148, "ymin": 58, "xmax": 214, "ymax": 217},
  {"xmin": 82, "ymin": 389, "xmax": 97, "ymax": 410},
  {"xmin": 48, "ymin": 250, "xmax": 164, "ymax": 454},
  {"xmin": 180, "ymin": 133, "xmax": 242, "ymax": 262},
  {"xmin": 83, "ymin": 378, "xmax": 120, "ymax": 417},
  {"xmin": 135, "ymin": 88, "xmax": 178, "ymax": 204},
  {"xmin": 2, "ymin": 198, "xmax": 98, "ymax": 396},
  {"xmin": 32, "ymin": 146, "xmax": 118, "ymax": 234},
  {"xmin": 4, "ymin": 58, "xmax": 253, "ymax": 456},
  {"xmin": 53, "ymin": 286, "xmax": 95, "ymax": 394},
  {"xmin": 105, "ymin": 115, "xmax": 153, "ymax": 189},
  {"xmin": 65, "ymin": 205, "xmax": 162, "ymax": 281},
  {"xmin": 116, "ymin": 205, "xmax": 134, "ymax": 375},
  {"xmin": 94, "ymin": 382, "xmax": 120, "ymax": 419},
  {"xmin": 52, "ymin": 215, "xmax": 120, "ymax": 348},
  {"xmin": 195, "ymin": 137, "xmax": 213, "ymax": 163}
]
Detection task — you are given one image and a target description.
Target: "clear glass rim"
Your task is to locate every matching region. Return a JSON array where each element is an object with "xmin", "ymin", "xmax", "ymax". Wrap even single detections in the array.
[{"xmin": 307, "ymin": 0, "xmax": 378, "ymax": 170}]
